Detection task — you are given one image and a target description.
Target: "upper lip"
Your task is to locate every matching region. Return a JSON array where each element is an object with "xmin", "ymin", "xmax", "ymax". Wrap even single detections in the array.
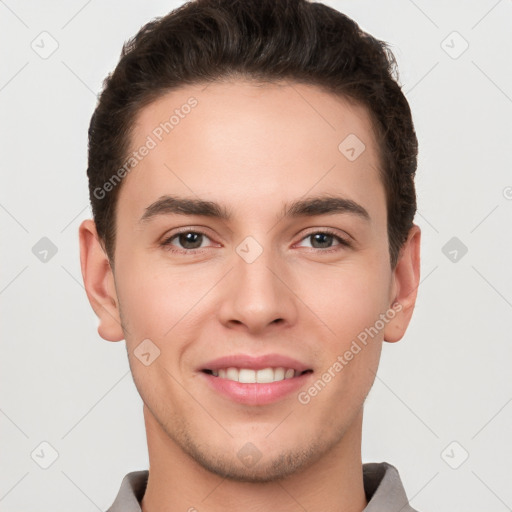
[{"xmin": 200, "ymin": 353, "xmax": 312, "ymax": 373}]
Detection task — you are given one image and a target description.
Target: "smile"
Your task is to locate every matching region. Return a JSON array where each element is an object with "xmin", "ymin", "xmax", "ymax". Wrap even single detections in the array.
[{"xmin": 202, "ymin": 367, "xmax": 312, "ymax": 383}]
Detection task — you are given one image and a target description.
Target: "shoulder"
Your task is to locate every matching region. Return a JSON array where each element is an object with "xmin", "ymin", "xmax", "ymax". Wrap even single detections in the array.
[
  {"xmin": 362, "ymin": 462, "xmax": 420, "ymax": 512},
  {"xmin": 105, "ymin": 470, "xmax": 149, "ymax": 512}
]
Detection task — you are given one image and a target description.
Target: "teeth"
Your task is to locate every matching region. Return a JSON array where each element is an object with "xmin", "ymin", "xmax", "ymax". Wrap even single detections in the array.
[
  {"xmin": 210, "ymin": 367, "xmax": 300, "ymax": 383},
  {"xmin": 274, "ymin": 367, "xmax": 285, "ymax": 381},
  {"xmin": 256, "ymin": 368, "xmax": 274, "ymax": 383},
  {"xmin": 226, "ymin": 367, "xmax": 238, "ymax": 380},
  {"xmin": 239, "ymin": 369, "xmax": 256, "ymax": 383}
]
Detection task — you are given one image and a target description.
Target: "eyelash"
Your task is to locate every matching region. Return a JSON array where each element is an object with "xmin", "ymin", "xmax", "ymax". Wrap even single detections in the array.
[{"xmin": 160, "ymin": 228, "xmax": 351, "ymax": 254}]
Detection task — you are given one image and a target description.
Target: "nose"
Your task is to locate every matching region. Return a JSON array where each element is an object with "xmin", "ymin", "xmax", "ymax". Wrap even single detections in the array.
[{"xmin": 217, "ymin": 242, "xmax": 298, "ymax": 335}]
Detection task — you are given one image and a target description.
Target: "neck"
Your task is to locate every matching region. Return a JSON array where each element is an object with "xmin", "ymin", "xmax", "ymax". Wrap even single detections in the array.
[{"xmin": 141, "ymin": 406, "xmax": 367, "ymax": 512}]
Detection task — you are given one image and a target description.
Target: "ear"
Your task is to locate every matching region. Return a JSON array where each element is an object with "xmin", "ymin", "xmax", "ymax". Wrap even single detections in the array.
[
  {"xmin": 383, "ymin": 224, "xmax": 421, "ymax": 343},
  {"xmin": 78, "ymin": 219, "xmax": 124, "ymax": 342}
]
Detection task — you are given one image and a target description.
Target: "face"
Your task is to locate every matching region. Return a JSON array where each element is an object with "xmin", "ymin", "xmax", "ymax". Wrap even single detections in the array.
[{"xmin": 80, "ymin": 79, "xmax": 420, "ymax": 482}]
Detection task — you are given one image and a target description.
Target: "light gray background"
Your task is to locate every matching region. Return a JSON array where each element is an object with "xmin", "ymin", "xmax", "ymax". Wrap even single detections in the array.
[{"xmin": 1, "ymin": 1, "xmax": 511, "ymax": 510}]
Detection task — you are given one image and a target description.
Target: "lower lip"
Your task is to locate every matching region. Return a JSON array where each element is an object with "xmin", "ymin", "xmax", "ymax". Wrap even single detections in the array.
[{"xmin": 200, "ymin": 371, "xmax": 313, "ymax": 405}]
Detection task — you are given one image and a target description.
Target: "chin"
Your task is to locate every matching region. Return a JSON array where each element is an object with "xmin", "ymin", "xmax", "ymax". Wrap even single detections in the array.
[{"xmin": 179, "ymin": 430, "xmax": 329, "ymax": 483}]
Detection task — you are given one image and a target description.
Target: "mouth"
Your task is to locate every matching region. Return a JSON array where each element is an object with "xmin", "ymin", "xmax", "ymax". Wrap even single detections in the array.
[
  {"xmin": 201, "ymin": 367, "xmax": 313, "ymax": 383},
  {"xmin": 198, "ymin": 354, "xmax": 314, "ymax": 405}
]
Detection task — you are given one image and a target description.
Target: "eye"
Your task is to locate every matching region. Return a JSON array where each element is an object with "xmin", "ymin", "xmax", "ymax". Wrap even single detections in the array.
[
  {"xmin": 160, "ymin": 230, "xmax": 213, "ymax": 252},
  {"xmin": 160, "ymin": 228, "xmax": 351, "ymax": 254},
  {"xmin": 297, "ymin": 230, "xmax": 351, "ymax": 252}
]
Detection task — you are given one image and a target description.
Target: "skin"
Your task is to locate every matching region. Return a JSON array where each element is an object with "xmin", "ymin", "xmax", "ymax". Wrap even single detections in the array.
[{"xmin": 79, "ymin": 80, "xmax": 420, "ymax": 512}]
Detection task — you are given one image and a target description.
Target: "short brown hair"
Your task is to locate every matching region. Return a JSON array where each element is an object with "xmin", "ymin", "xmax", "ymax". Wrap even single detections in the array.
[{"xmin": 87, "ymin": 0, "xmax": 418, "ymax": 269}]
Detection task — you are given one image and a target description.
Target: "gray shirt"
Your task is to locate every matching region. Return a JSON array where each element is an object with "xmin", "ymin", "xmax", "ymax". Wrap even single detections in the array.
[{"xmin": 106, "ymin": 462, "xmax": 419, "ymax": 511}]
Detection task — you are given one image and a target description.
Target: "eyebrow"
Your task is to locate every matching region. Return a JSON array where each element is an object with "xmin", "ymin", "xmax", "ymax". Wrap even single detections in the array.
[{"xmin": 139, "ymin": 194, "xmax": 370, "ymax": 224}]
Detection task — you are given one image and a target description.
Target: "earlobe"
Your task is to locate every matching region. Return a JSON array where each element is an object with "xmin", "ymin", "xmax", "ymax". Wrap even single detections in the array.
[
  {"xmin": 383, "ymin": 224, "xmax": 421, "ymax": 343},
  {"xmin": 78, "ymin": 219, "xmax": 124, "ymax": 342}
]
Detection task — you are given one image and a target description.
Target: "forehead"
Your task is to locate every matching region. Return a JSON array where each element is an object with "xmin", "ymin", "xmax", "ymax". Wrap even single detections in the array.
[{"xmin": 117, "ymin": 80, "xmax": 384, "ymax": 227}]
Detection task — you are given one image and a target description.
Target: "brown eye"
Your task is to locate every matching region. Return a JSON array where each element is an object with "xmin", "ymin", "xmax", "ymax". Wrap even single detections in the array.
[
  {"xmin": 176, "ymin": 232, "xmax": 204, "ymax": 249},
  {"xmin": 161, "ymin": 231, "xmax": 211, "ymax": 251}
]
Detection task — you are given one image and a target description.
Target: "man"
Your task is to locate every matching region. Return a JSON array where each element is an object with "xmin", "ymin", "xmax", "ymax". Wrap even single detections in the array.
[{"xmin": 79, "ymin": 0, "xmax": 421, "ymax": 510}]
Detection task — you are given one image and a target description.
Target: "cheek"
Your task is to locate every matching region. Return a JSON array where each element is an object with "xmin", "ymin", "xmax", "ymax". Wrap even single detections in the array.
[
  {"xmin": 304, "ymin": 260, "xmax": 390, "ymax": 347},
  {"xmin": 115, "ymin": 255, "xmax": 180, "ymax": 339},
  {"xmin": 304, "ymin": 270, "xmax": 386, "ymax": 409},
  {"xmin": 115, "ymin": 254, "xmax": 216, "ymax": 350},
  {"xmin": 116, "ymin": 260, "xmax": 199, "ymax": 403}
]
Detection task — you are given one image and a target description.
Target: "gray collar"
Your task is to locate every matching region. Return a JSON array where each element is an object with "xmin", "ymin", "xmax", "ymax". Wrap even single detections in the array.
[{"xmin": 106, "ymin": 462, "xmax": 418, "ymax": 512}]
